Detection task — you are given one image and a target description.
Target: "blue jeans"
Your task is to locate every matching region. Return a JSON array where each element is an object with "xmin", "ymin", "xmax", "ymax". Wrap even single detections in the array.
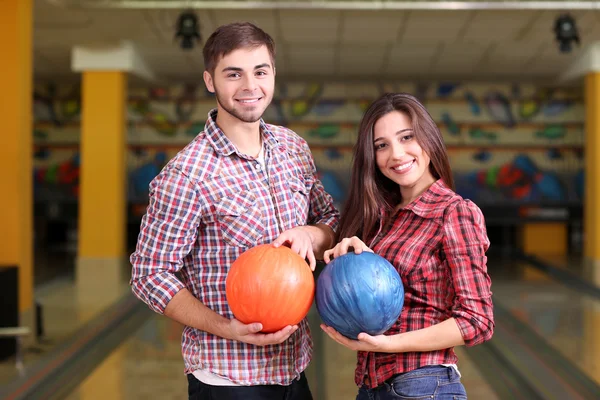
[
  {"xmin": 187, "ymin": 372, "xmax": 313, "ymax": 400},
  {"xmin": 356, "ymin": 366, "xmax": 467, "ymax": 400}
]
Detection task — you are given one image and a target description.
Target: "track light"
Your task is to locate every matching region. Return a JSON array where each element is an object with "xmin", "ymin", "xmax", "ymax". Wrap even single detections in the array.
[
  {"xmin": 554, "ymin": 14, "xmax": 580, "ymax": 53},
  {"xmin": 175, "ymin": 10, "xmax": 201, "ymax": 50}
]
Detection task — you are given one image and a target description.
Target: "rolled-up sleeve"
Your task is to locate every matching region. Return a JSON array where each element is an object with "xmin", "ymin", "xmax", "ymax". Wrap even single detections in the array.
[
  {"xmin": 130, "ymin": 167, "xmax": 201, "ymax": 314},
  {"xmin": 301, "ymin": 141, "xmax": 340, "ymax": 232},
  {"xmin": 443, "ymin": 200, "xmax": 494, "ymax": 346}
]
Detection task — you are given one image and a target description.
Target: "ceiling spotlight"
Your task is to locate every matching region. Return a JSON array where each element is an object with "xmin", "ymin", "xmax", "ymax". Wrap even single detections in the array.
[
  {"xmin": 175, "ymin": 10, "xmax": 201, "ymax": 50},
  {"xmin": 554, "ymin": 14, "xmax": 580, "ymax": 53}
]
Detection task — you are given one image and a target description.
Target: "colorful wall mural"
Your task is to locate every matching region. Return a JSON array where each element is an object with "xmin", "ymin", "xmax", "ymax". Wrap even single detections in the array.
[{"xmin": 32, "ymin": 81, "xmax": 585, "ymax": 219}]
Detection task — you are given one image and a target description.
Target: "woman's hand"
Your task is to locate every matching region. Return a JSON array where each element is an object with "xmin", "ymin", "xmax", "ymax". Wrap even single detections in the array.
[
  {"xmin": 323, "ymin": 236, "xmax": 373, "ymax": 263},
  {"xmin": 320, "ymin": 324, "xmax": 393, "ymax": 352}
]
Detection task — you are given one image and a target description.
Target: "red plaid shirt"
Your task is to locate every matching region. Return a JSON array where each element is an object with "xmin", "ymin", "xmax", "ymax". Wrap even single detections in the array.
[
  {"xmin": 130, "ymin": 109, "xmax": 339, "ymax": 385},
  {"xmin": 358, "ymin": 179, "xmax": 494, "ymax": 388}
]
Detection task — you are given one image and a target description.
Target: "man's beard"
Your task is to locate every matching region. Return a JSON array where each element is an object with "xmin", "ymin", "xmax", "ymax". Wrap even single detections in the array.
[{"xmin": 214, "ymin": 89, "xmax": 268, "ymax": 123}]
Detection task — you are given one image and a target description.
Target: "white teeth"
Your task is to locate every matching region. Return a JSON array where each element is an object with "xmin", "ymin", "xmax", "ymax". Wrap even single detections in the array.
[
  {"xmin": 393, "ymin": 161, "xmax": 413, "ymax": 171},
  {"xmin": 238, "ymin": 98, "xmax": 259, "ymax": 103}
]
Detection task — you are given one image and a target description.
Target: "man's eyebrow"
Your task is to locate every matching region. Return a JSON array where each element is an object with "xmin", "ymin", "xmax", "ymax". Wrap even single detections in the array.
[
  {"xmin": 221, "ymin": 66, "xmax": 243, "ymax": 73},
  {"xmin": 221, "ymin": 63, "xmax": 272, "ymax": 73}
]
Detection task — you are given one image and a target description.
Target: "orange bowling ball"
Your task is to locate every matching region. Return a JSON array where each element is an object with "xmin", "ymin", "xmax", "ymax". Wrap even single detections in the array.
[{"xmin": 226, "ymin": 244, "xmax": 315, "ymax": 333}]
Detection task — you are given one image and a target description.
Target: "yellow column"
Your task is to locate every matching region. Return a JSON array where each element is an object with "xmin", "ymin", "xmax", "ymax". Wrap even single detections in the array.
[
  {"xmin": 75, "ymin": 73, "xmax": 128, "ymax": 400},
  {"xmin": 71, "ymin": 39, "xmax": 153, "ymax": 321},
  {"xmin": 584, "ymin": 72, "xmax": 600, "ymax": 263},
  {"xmin": 76, "ymin": 71, "xmax": 127, "ymax": 311},
  {"xmin": 520, "ymin": 223, "xmax": 566, "ymax": 281},
  {"xmin": 582, "ymin": 70, "xmax": 600, "ymax": 381},
  {"xmin": 0, "ymin": 0, "xmax": 33, "ymax": 316},
  {"xmin": 78, "ymin": 71, "xmax": 127, "ymax": 259},
  {"xmin": 521, "ymin": 223, "xmax": 567, "ymax": 256}
]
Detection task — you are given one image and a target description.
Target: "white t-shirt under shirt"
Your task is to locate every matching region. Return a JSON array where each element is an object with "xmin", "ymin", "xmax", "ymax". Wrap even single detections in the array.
[
  {"xmin": 256, "ymin": 145, "xmax": 266, "ymax": 171},
  {"xmin": 193, "ymin": 368, "xmax": 243, "ymax": 386}
]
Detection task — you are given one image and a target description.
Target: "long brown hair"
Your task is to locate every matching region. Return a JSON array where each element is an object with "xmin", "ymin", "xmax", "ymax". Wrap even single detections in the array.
[
  {"xmin": 336, "ymin": 93, "xmax": 454, "ymax": 242},
  {"xmin": 203, "ymin": 22, "xmax": 276, "ymax": 74}
]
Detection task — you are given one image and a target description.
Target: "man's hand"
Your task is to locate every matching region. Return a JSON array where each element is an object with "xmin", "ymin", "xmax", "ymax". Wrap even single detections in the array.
[
  {"xmin": 228, "ymin": 319, "xmax": 299, "ymax": 346},
  {"xmin": 272, "ymin": 226, "xmax": 316, "ymax": 270}
]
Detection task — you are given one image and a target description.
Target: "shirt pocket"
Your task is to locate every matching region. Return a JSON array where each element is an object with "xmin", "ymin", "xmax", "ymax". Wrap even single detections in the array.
[
  {"xmin": 215, "ymin": 191, "xmax": 264, "ymax": 248},
  {"xmin": 397, "ymin": 239, "xmax": 443, "ymax": 285},
  {"xmin": 288, "ymin": 175, "xmax": 313, "ymax": 226}
]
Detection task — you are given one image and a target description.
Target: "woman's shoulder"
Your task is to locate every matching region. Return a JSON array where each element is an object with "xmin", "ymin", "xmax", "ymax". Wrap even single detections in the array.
[
  {"xmin": 420, "ymin": 181, "xmax": 462, "ymax": 211},
  {"xmin": 412, "ymin": 180, "xmax": 485, "ymax": 225},
  {"xmin": 443, "ymin": 196, "xmax": 486, "ymax": 228},
  {"xmin": 429, "ymin": 183, "xmax": 485, "ymax": 221}
]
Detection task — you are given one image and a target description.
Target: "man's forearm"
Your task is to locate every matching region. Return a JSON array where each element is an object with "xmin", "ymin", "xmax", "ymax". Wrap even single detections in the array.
[
  {"xmin": 305, "ymin": 223, "xmax": 336, "ymax": 258},
  {"xmin": 164, "ymin": 288, "xmax": 233, "ymax": 340}
]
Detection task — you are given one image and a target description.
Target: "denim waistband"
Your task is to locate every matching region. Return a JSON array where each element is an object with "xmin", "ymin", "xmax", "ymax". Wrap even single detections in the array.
[
  {"xmin": 392, "ymin": 366, "xmax": 456, "ymax": 380},
  {"xmin": 367, "ymin": 365, "xmax": 458, "ymax": 390}
]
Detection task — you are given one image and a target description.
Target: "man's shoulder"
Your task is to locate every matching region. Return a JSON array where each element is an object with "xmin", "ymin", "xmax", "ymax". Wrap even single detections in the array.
[
  {"xmin": 265, "ymin": 123, "xmax": 308, "ymax": 154},
  {"xmin": 166, "ymin": 133, "xmax": 216, "ymax": 181}
]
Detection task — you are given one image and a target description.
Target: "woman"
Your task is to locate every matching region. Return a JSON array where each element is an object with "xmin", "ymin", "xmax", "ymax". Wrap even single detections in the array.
[{"xmin": 322, "ymin": 93, "xmax": 494, "ymax": 400}]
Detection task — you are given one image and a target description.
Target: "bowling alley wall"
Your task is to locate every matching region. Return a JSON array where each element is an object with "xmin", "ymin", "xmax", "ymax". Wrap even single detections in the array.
[{"xmin": 33, "ymin": 81, "xmax": 584, "ymax": 222}]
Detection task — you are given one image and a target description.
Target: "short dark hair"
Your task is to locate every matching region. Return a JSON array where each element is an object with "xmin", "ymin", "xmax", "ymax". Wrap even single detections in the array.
[{"xmin": 203, "ymin": 22, "xmax": 276, "ymax": 74}]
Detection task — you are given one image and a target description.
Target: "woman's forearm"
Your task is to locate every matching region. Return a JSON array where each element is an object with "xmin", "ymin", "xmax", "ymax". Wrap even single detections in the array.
[{"xmin": 385, "ymin": 318, "xmax": 465, "ymax": 353}]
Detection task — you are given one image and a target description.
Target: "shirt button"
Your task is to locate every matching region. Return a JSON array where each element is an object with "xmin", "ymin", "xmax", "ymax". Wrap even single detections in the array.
[{"xmin": 255, "ymin": 163, "xmax": 262, "ymax": 171}]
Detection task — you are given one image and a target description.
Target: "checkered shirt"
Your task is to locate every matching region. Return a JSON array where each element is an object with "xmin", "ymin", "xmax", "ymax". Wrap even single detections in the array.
[{"xmin": 130, "ymin": 109, "xmax": 339, "ymax": 385}]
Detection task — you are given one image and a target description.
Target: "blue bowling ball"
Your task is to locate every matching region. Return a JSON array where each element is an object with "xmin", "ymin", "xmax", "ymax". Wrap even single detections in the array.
[{"xmin": 316, "ymin": 252, "xmax": 404, "ymax": 339}]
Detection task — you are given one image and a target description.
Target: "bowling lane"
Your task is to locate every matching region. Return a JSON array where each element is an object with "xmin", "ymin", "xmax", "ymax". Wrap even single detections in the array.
[
  {"xmin": 63, "ymin": 313, "xmax": 188, "ymax": 400},
  {"xmin": 488, "ymin": 257, "xmax": 600, "ymax": 386},
  {"xmin": 527, "ymin": 254, "xmax": 589, "ymax": 279},
  {"xmin": 63, "ymin": 303, "xmax": 501, "ymax": 400}
]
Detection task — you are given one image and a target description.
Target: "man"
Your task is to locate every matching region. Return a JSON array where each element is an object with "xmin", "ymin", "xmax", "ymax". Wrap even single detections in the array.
[{"xmin": 130, "ymin": 22, "xmax": 339, "ymax": 400}]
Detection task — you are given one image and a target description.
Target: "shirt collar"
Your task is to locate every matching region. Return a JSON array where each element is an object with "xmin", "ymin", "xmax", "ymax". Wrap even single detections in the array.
[
  {"xmin": 203, "ymin": 108, "xmax": 279, "ymax": 157},
  {"xmin": 403, "ymin": 179, "xmax": 450, "ymax": 219}
]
